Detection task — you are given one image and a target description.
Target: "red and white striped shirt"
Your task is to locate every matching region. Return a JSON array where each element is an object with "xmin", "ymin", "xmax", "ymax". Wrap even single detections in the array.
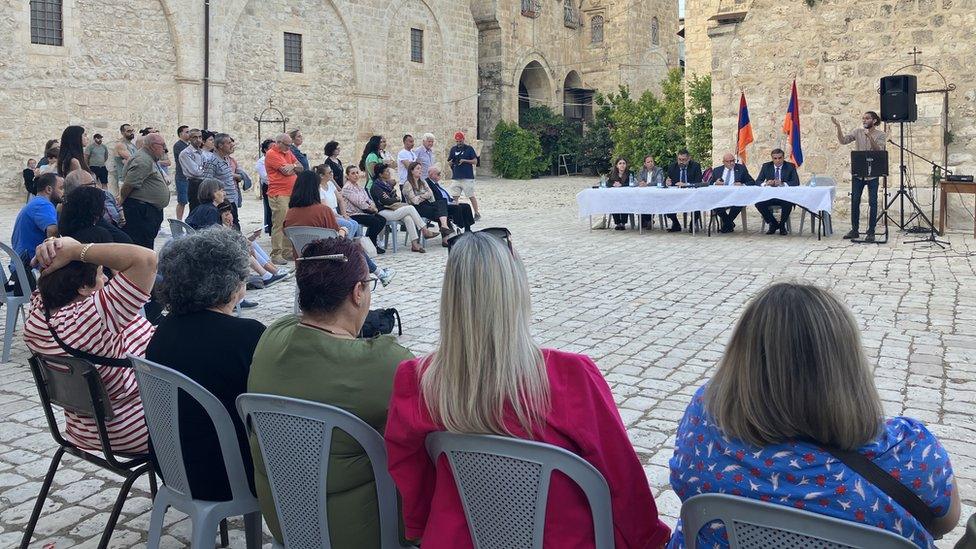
[{"xmin": 24, "ymin": 273, "xmax": 155, "ymax": 454}]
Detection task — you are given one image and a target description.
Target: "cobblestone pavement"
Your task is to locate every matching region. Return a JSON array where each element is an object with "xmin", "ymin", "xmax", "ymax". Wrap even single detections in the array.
[{"xmin": 0, "ymin": 176, "xmax": 974, "ymax": 547}]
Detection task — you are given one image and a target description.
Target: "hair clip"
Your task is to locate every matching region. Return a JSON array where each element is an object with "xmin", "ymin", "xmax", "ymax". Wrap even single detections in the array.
[{"xmin": 295, "ymin": 254, "xmax": 348, "ymax": 262}]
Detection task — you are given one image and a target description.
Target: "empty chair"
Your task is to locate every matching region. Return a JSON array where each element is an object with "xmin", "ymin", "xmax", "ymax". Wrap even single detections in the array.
[
  {"xmin": 24, "ymin": 353, "xmax": 157, "ymax": 549},
  {"xmin": 0, "ymin": 241, "xmax": 32, "ymax": 363},
  {"xmin": 425, "ymin": 432, "xmax": 614, "ymax": 549},
  {"xmin": 168, "ymin": 218, "xmax": 196, "ymax": 238},
  {"xmin": 799, "ymin": 176, "xmax": 837, "ymax": 236},
  {"xmin": 237, "ymin": 394, "xmax": 411, "ymax": 549},
  {"xmin": 680, "ymin": 493, "xmax": 916, "ymax": 549},
  {"xmin": 284, "ymin": 226, "xmax": 339, "ymax": 313},
  {"xmin": 130, "ymin": 356, "xmax": 262, "ymax": 549}
]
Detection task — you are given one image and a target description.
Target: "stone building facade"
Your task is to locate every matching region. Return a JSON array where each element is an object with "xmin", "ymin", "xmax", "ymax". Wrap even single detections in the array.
[
  {"xmin": 2, "ymin": 0, "xmax": 678, "ymax": 195},
  {"xmin": 684, "ymin": 0, "xmax": 976, "ymax": 224}
]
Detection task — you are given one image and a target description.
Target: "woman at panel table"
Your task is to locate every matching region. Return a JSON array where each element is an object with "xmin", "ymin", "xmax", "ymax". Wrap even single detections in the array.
[
  {"xmin": 607, "ymin": 157, "xmax": 634, "ymax": 231},
  {"xmin": 636, "ymin": 155, "xmax": 679, "ymax": 231}
]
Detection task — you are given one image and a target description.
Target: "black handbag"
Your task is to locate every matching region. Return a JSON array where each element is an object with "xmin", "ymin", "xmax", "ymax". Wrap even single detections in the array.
[{"xmin": 358, "ymin": 308, "xmax": 401, "ymax": 339}]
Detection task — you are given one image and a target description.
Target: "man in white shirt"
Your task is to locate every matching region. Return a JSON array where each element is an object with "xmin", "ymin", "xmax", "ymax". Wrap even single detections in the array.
[
  {"xmin": 415, "ymin": 133, "xmax": 436, "ymax": 179},
  {"xmin": 397, "ymin": 134, "xmax": 417, "ymax": 184},
  {"xmin": 707, "ymin": 152, "xmax": 755, "ymax": 233}
]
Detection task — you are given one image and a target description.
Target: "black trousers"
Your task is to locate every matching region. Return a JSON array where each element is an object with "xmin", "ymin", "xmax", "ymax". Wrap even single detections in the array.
[
  {"xmin": 91, "ymin": 165, "xmax": 109, "ymax": 185},
  {"xmin": 261, "ymin": 181, "xmax": 272, "ymax": 234},
  {"xmin": 187, "ymin": 178, "xmax": 203, "ymax": 212},
  {"xmin": 446, "ymin": 201, "xmax": 474, "ymax": 231},
  {"xmin": 851, "ymin": 177, "xmax": 879, "ymax": 232},
  {"xmin": 122, "ymin": 199, "xmax": 164, "ymax": 250},
  {"xmin": 414, "ymin": 201, "xmax": 448, "ymax": 224},
  {"xmin": 611, "ymin": 213, "xmax": 630, "ymax": 225},
  {"xmin": 713, "ymin": 207, "xmax": 743, "ymax": 229},
  {"xmin": 640, "ymin": 213, "xmax": 680, "ymax": 228},
  {"xmin": 351, "ymin": 213, "xmax": 387, "ymax": 246},
  {"xmin": 756, "ymin": 199, "xmax": 795, "ymax": 226}
]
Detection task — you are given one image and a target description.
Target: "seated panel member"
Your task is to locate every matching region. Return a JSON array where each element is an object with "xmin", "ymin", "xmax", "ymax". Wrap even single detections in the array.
[
  {"xmin": 637, "ymin": 155, "xmax": 679, "ymax": 231},
  {"xmin": 755, "ymin": 148, "xmax": 801, "ymax": 235},
  {"xmin": 708, "ymin": 153, "xmax": 755, "ymax": 233},
  {"xmin": 664, "ymin": 149, "xmax": 704, "ymax": 232},
  {"xmin": 607, "ymin": 157, "xmax": 633, "ymax": 231}
]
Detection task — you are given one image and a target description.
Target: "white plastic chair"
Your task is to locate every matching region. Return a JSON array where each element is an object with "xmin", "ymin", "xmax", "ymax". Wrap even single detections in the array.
[
  {"xmin": 130, "ymin": 356, "xmax": 262, "ymax": 549},
  {"xmin": 236, "ymin": 394, "xmax": 411, "ymax": 549},
  {"xmin": 167, "ymin": 218, "xmax": 195, "ymax": 239},
  {"xmin": 680, "ymin": 493, "xmax": 917, "ymax": 549},
  {"xmin": 425, "ymin": 432, "xmax": 613, "ymax": 549},
  {"xmin": 0, "ymin": 242, "xmax": 32, "ymax": 363},
  {"xmin": 284, "ymin": 226, "xmax": 339, "ymax": 314}
]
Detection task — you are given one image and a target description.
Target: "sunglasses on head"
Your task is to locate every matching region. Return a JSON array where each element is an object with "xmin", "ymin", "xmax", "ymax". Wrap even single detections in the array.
[{"xmin": 446, "ymin": 227, "xmax": 513, "ymax": 254}]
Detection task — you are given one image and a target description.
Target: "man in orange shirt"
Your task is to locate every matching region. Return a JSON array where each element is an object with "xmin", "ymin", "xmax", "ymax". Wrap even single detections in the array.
[{"xmin": 264, "ymin": 133, "xmax": 304, "ymax": 263}]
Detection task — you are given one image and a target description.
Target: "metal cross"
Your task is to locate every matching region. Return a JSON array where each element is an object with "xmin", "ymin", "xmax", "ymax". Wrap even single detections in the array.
[{"xmin": 908, "ymin": 46, "xmax": 922, "ymax": 65}]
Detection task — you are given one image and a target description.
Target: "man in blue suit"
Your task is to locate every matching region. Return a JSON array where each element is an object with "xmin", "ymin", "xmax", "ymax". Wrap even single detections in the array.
[{"xmin": 754, "ymin": 148, "xmax": 801, "ymax": 235}]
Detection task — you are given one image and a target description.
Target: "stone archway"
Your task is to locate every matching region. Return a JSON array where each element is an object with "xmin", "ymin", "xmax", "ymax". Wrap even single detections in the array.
[
  {"xmin": 517, "ymin": 60, "xmax": 552, "ymax": 126},
  {"xmin": 562, "ymin": 70, "xmax": 593, "ymax": 128}
]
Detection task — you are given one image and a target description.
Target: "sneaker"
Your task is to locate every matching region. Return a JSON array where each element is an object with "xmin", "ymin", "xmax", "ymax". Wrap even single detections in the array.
[
  {"xmin": 239, "ymin": 300, "xmax": 259, "ymax": 309},
  {"xmin": 272, "ymin": 257, "xmax": 288, "ymax": 265},
  {"xmin": 378, "ymin": 268, "xmax": 396, "ymax": 287},
  {"xmin": 863, "ymin": 232, "xmax": 876, "ymax": 243},
  {"xmin": 264, "ymin": 273, "xmax": 288, "ymax": 287},
  {"xmin": 842, "ymin": 230, "xmax": 859, "ymax": 240},
  {"xmin": 474, "ymin": 212, "xmax": 482, "ymax": 221}
]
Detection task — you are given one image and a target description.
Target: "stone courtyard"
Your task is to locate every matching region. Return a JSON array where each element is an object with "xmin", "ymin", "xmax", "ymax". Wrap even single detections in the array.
[{"xmin": 0, "ymin": 175, "xmax": 974, "ymax": 547}]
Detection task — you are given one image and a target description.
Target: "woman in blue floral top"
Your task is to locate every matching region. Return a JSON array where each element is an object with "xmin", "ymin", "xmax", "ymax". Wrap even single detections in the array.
[{"xmin": 668, "ymin": 283, "xmax": 960, "ymax": 548}]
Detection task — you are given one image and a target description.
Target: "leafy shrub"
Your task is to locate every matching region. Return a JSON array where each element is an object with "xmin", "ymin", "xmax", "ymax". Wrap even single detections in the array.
[
  {"xmin": 686, "ymin": 73, "xmax": 713, "ymax": 165},
  {"xmin": 519, "ymin": 106, "xmax": 582, "ymax": 176},
  {"xmin": 491, "ymin": 121, "xmax": 547, "ymax": 179},
  {"xmin": 609, "ymin": 69, "xmax": 686, "ymax": 169},
  {"xmin": 578, "ymin": 95, "xmax": 615, "ymax": 175}
]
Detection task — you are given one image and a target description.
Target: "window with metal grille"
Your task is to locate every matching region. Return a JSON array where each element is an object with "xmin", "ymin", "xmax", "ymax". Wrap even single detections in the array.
[
  {"xmin": 410, "ymin": 28, "xmax": 423, "ymax": 63},
  {"xmin": 521, "ymin": 0, "xmax": 541, "ymax": 17},
  {"xmin": 590, "ymin": 15, "xmax": 604, "ymax": 44},
  {"xmin": 284, "ymin": 32, "xmax": 303, "ymax": 73},
  {"xmin": 651, "ymin": 17, "xmax": 660, "ymax": 45},
  {"xmin": 30, "ymin": 0, "xmax": 63, "ymax": 46},
  {"xmin": 563, "ymin": 0, "xmax": 578, "ymax": 28}
]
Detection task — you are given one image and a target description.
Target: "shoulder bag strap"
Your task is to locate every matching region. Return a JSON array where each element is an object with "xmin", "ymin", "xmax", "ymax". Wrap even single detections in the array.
[
  {"xmin": 44, "ymin": 307, "xmax": 133, "ymax": 369},
  {"xmin": 823, "ymin": 445, "xmax": 936, "ymax": 533}
]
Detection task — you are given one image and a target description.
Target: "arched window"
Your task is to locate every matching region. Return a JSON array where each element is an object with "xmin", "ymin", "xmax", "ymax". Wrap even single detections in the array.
[
  {"xmin": 590, "ymin": 15, "xmax": 604, "ymax": 44},
  {"xmin": 563, "ymin": 0, "xmax": 578, "ymax": 27},
  {"xmin": 651, "ymin": 17, "xmax": 660, "ymax": 46}
]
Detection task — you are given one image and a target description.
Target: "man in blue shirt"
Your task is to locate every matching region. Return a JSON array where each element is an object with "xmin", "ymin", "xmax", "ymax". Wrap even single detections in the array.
[
  {"xmin": 11, "ymin": 173, "xmax": 62, "ymax": 261},
  {"xmin": 447, "ymin": 131, "xmax": 481, "ymax": 220}
]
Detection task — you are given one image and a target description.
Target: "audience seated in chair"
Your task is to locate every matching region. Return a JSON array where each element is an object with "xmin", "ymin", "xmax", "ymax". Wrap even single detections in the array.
[
  {"xmin": 58, "ymin": 186, "xmax": 131, "ymax": 244},
  {"xmin": 426, "ymin": 165, "xmax": 474, "ymax": 232},
  {"xmin": 24, "ymin": 236, "xmax": 158, "ymax": 453},
  {"xmin": 340, "ymin": 165, "xmax": 387, "ymax": 254},
  {"xmin": 248, "ymin": 236, "xmax": 414, "ymax": 547},
  {"xmin": 384, "ymin": 230, "xmax": 671, "ymax": 548},
  {"xmin": 146, "ymin": 227, "xmax": 264, "ymax": 501},
  {"xmin": 218, "ymin": 203, "xmax": 286, "ymax": 288},
  {"xmin": 667, "ymin": 282, "xmax": 961, "ymax": 548},
  {"xmin": 403, "ymin": 161, "xmax": 453, "ymax": 244},
  {"xmin": 369, "ymin": 164, "xmax": 438, "ymax": 254},
  {"xmin": 313, "ymin": 164, "xmax": 361, "ymax": 239},
  {"xmin": 184, "ymin": 178, "xmax": 225, "ymax": 230}
]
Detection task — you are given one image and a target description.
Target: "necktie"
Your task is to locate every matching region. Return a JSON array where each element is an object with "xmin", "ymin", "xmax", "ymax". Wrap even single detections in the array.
[
  {"xmin": 681, "ymin": 168, "xmax": 686, "ymax": 183},
  {"xmin": 726, "ymin": 168, "xmax": 733, "ymax": 185},
  {"xmin": 775, "ymin": 166, "xmax": 781, "ymax": 182}
]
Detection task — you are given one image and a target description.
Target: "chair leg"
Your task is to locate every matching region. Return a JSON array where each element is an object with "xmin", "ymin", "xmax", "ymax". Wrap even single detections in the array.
[
  {"xmin": 189, "ymin": 509, "xmax": 222, "ymax": 549},
  {"xmin": 146, "ymin": 489, "xmax": 171, "ymax": 549},
  {"xmin": 149, "ymin": 470, "xmax": 158, "ymax": 499},
  {"xmin": 243, "ymin": 512, "xmax": 263, "ymax": 549},
  {"xmin": 3, "ymin": 301, "xmax": 18, "ymax": 364},
  {"xmin": 97, "ymin": 464, "xmax": 150, "ymax": 549},
  {"xmin": 219, "ymin": 519, "xmax": 229, "ymax": 547},
  {"xmin": 20, "ymin": 447, "xmax": 64, "ymax": 549}
]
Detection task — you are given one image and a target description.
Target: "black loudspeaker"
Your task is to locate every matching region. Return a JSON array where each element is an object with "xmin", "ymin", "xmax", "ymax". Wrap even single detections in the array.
[{"xmin": 880, "ymin": 75, "xmax": 917, "ymax": 122}]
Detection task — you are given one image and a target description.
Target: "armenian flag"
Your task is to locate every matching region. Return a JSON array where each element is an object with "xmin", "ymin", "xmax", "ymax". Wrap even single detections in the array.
[
  {"xmin": 736, "ymin": 93, "xmax": 754, "ymax": 164},
  {"xmin": 782, "ymin": 79, "xmax": 804, "ymax": 167}
]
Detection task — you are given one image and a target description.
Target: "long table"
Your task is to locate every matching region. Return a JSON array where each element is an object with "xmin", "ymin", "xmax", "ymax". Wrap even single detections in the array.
[{"xmin": 577, "ymin": 185, "xmax": 836, "ymax": 238}]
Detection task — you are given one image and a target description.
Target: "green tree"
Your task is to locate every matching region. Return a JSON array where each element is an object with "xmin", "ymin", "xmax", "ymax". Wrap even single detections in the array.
[
  {"xmin": 578, "ymin": 93, "xmax": 616, "ymax": 174},
  {"xmin": 609, "ymin": 69, "xmax": 687, "ymax": 170},
  {"xmin": 519, "ymin": 106, "xmax": 582, "ymax": 176},
  {"xmin": 491, "ymin": 121, "xmax": 548, "ymax": 179},
  {"xmin": 686, "ymin": 73, "xmax": 713, "ymax": 164}
]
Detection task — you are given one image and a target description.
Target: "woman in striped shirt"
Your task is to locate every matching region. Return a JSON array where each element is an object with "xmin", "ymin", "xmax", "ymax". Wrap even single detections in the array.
[{"xmin": 24, "ymin": 236, "xmax": 158, "ymax": 454}]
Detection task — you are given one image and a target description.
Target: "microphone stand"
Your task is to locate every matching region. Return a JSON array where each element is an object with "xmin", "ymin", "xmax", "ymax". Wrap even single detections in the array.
[{"xmin": 888, "ymin": 138, "xmax": 951, "ymax": 248}]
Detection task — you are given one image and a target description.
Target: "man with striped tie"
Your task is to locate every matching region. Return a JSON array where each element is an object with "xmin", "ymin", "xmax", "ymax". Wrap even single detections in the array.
[{"xmin": 755, "ymin": 148, "xmax": 801, "ymax": 235}]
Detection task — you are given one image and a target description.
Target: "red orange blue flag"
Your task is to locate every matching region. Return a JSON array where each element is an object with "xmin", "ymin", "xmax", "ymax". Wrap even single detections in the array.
[
  {"xmin": 782, "ymin": 79, "xmax": 804, "ymax": 167},
  {"xmin": 736, "ymin": 93, "xmax": 754, "ymax": 164}
]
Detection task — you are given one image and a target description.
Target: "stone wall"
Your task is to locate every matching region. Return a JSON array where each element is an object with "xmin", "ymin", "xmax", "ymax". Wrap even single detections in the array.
[
  {"xmin": 694, "ymin": 0, "xmax": 976, "ymax": 226},
  {"xmin": 0, "ymin": 0, "xmax": 478, "ymax": 195}
]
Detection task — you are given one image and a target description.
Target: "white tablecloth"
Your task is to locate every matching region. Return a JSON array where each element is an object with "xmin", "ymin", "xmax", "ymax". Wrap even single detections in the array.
[{"xmin": 576, "ymin": 186, "xmax": 836, "ymax": 218}]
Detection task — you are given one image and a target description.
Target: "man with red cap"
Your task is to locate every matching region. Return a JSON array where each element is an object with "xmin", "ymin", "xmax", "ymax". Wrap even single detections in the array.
[{"xmin": 447, "ymin": 131, "xmax": 481, "ymax": 220}]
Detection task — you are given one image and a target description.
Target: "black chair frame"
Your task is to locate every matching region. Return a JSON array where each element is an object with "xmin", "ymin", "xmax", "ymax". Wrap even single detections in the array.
[{"xmin": 23, "ymin": 353, "xmax": 157, "ymax": 549}]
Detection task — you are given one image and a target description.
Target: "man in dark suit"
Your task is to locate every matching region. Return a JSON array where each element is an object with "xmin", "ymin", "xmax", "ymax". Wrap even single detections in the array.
[
  {"xmin": 754, "ymin": 148, "xmax": 801, "ymax": 235},
  {"xmin": 427, "ymin": 164, "xmax": 475, "ymax": 231},
  {"xmin": 708, "ymin": 152, "xmax": 756, "ymax": 233},
  {"xmin": 664, "ymin": 149, "xmax": 705, "ymax": 231}
]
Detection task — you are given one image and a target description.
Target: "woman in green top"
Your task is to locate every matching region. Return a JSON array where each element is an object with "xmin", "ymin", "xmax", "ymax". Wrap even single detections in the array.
[
  {"xmin": 358, "ymin": 135, "xmax": 395, "ymax": 189},
  {"xmin": 248, "ymin": 236, "xmax": 413, "ymax": 548}
]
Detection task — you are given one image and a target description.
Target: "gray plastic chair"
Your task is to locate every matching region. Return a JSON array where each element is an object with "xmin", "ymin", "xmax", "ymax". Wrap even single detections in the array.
[
  {"xmin": 168, "ymin": 218, "xmax": 196, "ymax": 239},
  {"xmin": 130, "ymin": 356, "xmax": 262, "ymax": 549},
  {"xmin": 425, "ymin": 432, "xmax": 613, "ymax": 549},
  {"xmin": 680, "ymin": 493, "xmax": 917, "ymax": 549},
  {"xmin": 382, "ymin": 220, "xmax": 401, "ymax": 253},
  {"xmin": 236, "ymin": 394, "xmax": 410, "ymax": 549},
  {"xmin": 800, "ymin": 176, "xmax": 837, "ymax": 236},
  {"xmin": 284, "ymin": 226, "xmax": 339, "ymax": 314},
  {"xmin": 0, "ymin": 242, "xmax": 32, "ymax": 363}
]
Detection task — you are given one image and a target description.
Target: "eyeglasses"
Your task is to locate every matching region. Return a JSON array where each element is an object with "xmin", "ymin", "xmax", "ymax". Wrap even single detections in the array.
[
  {"xmin": 360, "ymin": 274, "xmax": 378, "ymax": 292},
  {"xmin": 446, "ymin": 227, "xmax": 513, "ymax": 254}
]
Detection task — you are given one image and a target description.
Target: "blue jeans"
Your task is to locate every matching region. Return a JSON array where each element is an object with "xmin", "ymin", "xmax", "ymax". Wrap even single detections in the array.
[
  {"xmin": 336, "ymin": 216, "xmax": 361, "ymax": 237},
  {"xmin": 851, "ymin": 177, "xmax": 879, "ymax": 233}
]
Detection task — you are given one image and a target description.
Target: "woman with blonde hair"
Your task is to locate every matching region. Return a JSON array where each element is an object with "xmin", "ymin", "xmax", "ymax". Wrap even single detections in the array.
[
  {"xmin": 384, "ymin": 231, "xmax": 671, "ymax": 548},
  {"xmin": 668, "ymin": 282, "xmax": 960, "ymax": 548}
]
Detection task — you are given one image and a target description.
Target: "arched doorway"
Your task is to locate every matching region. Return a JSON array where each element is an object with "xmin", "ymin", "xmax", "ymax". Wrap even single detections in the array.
[
  {"xmin": 562, "ymin": 70, "xmax": 593, "ymax": 129},
  {"xmin": 517, "ymin": 60, "xmax": 552, "ymax": 126}
]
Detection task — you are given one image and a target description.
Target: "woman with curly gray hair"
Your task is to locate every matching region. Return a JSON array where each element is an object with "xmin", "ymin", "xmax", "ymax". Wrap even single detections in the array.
[{"xmin": 145, "ymin": 227, "xmax": 266, "ymax": 501}]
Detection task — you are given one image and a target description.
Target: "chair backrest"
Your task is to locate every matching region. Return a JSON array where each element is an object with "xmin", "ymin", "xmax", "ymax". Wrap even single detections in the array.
[
  {"xmin": 167, "ymin": 218, "xmax": 195, "ymax": 238},
  {"xmin": 680, "ymin": 493, "xmax": 918, "ymax": 549},
  {"xmin": 30, "ymin": 353, "xmax": 115, "ymax": 419},
  {"xmin": 808, "ymin": 175, "xmax": 838, "ymax": 187},
  {"xmin": 130, "ymin": 355, "xmax": 253, "ymax": 501},
  {"xmin": 0, "ymin": 240, "xmax": 34, "ymax": 300},
  {"xmin": 284, "ymin": 226, "xmax": 339, "ymax": 257},
  {"xmin": 236, "ymin": 393, "xmax": 402, "ymax": 549},
  {"xmin": 425, "ymin": 432, "xmax": 613, "ymax": 549}
]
